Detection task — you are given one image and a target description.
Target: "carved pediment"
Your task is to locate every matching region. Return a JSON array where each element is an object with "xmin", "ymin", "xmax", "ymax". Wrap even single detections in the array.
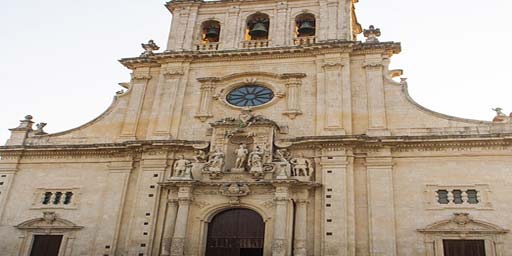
[
  {"xmin": 418, "ymin": 213, "xmax": 508, "ymax": 234},
  {"xmin": 15, "ymin": 212, "xmax": 83, "ymax": 231}
]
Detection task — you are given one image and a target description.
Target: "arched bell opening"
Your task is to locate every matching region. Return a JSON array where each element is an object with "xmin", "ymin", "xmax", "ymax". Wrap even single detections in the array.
[
  {"xmin": 201, "ymin": 20, "xmax": 221, "ymax": 43},
  {"xmin": 245, "ymin": 13, "xmax": 270, "ymax": 41},
  {"xmin": 295, "ymin": 13, "xmax": 316, "ymax": 38},
  {"xmin": 205, "ymin": 208, "xmax": 265, "ymax": 256}
]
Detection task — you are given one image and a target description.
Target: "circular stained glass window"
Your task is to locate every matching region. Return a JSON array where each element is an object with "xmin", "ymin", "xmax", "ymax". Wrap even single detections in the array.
[{"xmin": 226, "ymin": 85, "xmax": 274, "ymax": 107}]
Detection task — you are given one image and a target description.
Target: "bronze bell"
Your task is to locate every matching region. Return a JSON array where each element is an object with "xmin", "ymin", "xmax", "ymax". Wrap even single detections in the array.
[
  {"xmin": 249, "ymin": 22, "xmax": 268, "ymax": 38},
  {"xmin": 298, "ymin": 21, "xmax": 315, "ymax": 36},
  {"xmin": 205, "ymin": 27, "xmax": 220, "ymax": 41}
]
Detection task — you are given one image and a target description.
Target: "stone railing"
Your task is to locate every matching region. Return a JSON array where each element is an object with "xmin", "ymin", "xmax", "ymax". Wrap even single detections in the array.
[
  {"xmin": 294, "ymin": 36, "xmax": 316, "ymax": 46},
  {"xmin": 241, "ymin": 40, "xmax": 271, "ymax": 49},
  {"xmin": 196, "ymin": 42, "xmax": 220, "ymax": 51}
]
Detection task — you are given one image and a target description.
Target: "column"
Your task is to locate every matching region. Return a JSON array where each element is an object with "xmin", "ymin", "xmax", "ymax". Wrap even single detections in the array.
[
  {"xmin": 149, "ymin": 69, "xmax": 184, "ymax": 139},
  {"xmin": 119, "ymin": 69, "xmax": 151, "ymax": 140},
  {"xmin": 224, "ymin": 5, "xmax": 241, "ymax": 49},
  {"xmin": 272, "ymin": 184, "xmax": 290, "ymax": 256},
  {"xmin": 366, "ymin": 152, "xmax": 397, "ymax": 256},
  {"xmin": 364, "ymin": 55, "xmax": 389, "ymax": 136},
  {"xmin": 161, "ymin": 198, "xmax": 179, "ymax": 256},
  {"xmin": 293, "ymin": 194, "xmax": 309, "ymax": 256},
  {"xmin": 195, "ymin": 78, "xmax": 218, "ymax": 122},
  {"xmin": 170, "ymin": 185, "xmax": 194, "ymax": 256},
  {"xmin": 282, "ymin": 73, "xmax": 305, "ymax": 119}
]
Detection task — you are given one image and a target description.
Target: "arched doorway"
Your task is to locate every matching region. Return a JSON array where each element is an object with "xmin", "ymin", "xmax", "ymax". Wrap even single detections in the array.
[{"xmin": 206, "ymin": 208, "xmax": 265, "ymax": 256}]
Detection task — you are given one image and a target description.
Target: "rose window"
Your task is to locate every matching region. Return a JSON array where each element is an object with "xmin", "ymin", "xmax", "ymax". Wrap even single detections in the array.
[{"xmin": 226, "ymin": 85, "xmax": 274, "ymax": 107}]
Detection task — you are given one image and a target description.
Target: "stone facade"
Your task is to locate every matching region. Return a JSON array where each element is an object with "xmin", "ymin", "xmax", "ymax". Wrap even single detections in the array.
[{"xmin": 1, "ymin": 0, "xmax": 512, "ymax": 256}]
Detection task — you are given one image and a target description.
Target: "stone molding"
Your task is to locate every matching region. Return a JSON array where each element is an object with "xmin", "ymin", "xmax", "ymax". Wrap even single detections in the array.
[{"xmin": 120, "ymin": 41, "xmax": 401, "ymax": 68}]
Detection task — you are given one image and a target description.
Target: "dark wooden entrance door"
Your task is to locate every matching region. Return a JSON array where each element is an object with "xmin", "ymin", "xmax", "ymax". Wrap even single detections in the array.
[
  {"xmin": 443, "ymin": 240, "xmax": 486, "ymax": 256},
  {"xmin": 30, "ymin": 235, "xmax": 63, "ymax": 256},
  {"xmin": 206, "ymin": 208, "xmax": 265, "ymax": 256}
]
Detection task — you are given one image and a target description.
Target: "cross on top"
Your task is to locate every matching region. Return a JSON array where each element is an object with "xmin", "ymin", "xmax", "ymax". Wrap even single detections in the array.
[{"xmin": 363, "ymin": 25, "xmax": 381, "ymax": 43}]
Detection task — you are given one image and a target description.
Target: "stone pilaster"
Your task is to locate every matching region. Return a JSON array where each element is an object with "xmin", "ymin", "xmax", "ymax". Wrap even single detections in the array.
[
  {"xmin": 0, "ymin": 152, "xmax": 21, "ymax": 221},
  {"xmin": 224, "ymin": 5, "xmax": 241, "ymax": 49},
  {"xmin": 148, "ymin": 68, "xmax": 184, "ymax": 140},
  {"xmin": 320, "ymin": 150, "xmax": 355, "ymax": 256},
  {"xmin": 364, "ymin": 55, "xmax": 389, "ymax": 136},
  {"xmin": 119, "ymin": 69, "xmax": 151, "ymax": 141},
  {"xmin": 274, "ymin": 1, "xmax": 288, "ymax": 46},
  {"xmin": 271, "ymin": 183, "xmax": 291, "ymax": 256},
  {"xmin": 195, "ymin": 77, "xmax": 219, "ymax": 122},
  {"xmin": 319, "ymin": 55, "xmax": 351, "ymax": 135},
  {"xmin": 366, "ymin": 150, "xmax": 397, "ymax": 256},
  {"xmin": 161, "ymin": 196, "xmax": 179, "ymax": 256},
  {"xmin": 92, "ymin": 159, "xmax": 133, "ymax": 256},
  {"xmin": 282, "ymin": 73, "xmax": 306, "ymax": 119},
  {"xmin": 170, "ymin": 184, "xmax": 194, "ymax": 256}
]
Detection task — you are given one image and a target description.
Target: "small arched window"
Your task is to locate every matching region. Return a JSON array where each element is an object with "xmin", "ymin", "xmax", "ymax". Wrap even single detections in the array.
[
  {"xmin": 200, "ymin": 20, "xmax": 221, "ymax": 43},
  {"xmin": 246, "ymin": 13, "xmax": 270, "ymax": 41},
  {"xmin": 295, "ymin": 13, "xmax": 316, "ymax": 38}
]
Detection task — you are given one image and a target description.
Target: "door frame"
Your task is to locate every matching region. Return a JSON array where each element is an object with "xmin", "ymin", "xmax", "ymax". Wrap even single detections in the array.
[
  {"xmin": 418, "ymin": 213, "xmax": 508, "ymax": 256},
  {"xmin": 15, "ymin": 212, "xmax": 83, "ymax": 256},
  {"xmin": 198, "ymin": 204, "xmax": 272, "ymax": 256}
]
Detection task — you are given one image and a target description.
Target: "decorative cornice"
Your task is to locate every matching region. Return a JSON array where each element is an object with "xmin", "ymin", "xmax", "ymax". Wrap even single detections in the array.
[{"xmin": 119, "ymin": 41, "xmax": 401, "ymax": 69}]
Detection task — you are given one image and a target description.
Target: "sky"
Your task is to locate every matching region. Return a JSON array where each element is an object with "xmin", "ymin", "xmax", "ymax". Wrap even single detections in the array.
[{"xmin": 1, "ymin": 0, "xmax": 511, "ymax": 144}]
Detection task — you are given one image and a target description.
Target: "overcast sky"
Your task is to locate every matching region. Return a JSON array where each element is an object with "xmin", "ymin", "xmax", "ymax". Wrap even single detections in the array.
[{"xmin": 1, "ymin": 0, "xmax": 511, "ymax": 144}]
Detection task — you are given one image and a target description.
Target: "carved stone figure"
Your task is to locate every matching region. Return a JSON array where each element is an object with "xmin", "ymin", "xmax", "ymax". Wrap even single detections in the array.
[
  {"xmin": 234, "ymin": 144, "xmax": 249, "ymax": 169},
  {"xmin": 172, "ymin": 155, "xmax": 193, "ymax": 179},
  {"xmin": 248, "ymin": 146, "xmax": 265, "ymax": 177},
  {"xmin": 275, "ymin": 149, "xmax": 292, "ymax": 179},
  {"xmin": 492, "ymin": 107, "xmax": 509, "ymax": 122},
  {"xmin": 204, "ymin": 148, "xmax": 225, "ymax": 177},
  {"xmin": 193, "ymin": 150, "xmax": 207, "ymax": 163},
  {"xmin": 290, "ymin": 153, "xmax": 313, "ymax": 177}
]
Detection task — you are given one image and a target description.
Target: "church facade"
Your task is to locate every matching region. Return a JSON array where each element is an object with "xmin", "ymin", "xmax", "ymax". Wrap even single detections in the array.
[{"xmin": 1, "ymin": 0, "xmax": 512, "ymax": 256}]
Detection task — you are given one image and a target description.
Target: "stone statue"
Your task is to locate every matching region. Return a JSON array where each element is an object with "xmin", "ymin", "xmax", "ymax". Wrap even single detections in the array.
[
  {"xmin": 172, "ymin": 155, "xmax": 193, "ymax": 179},
  {"xmin": 234, "ymin": 144, "xmax": 249, "ymax": 169},
  {"xmin": 290, "ymin": 153, "xmax": 313, "ymax": 177},
  {"xmin": 275, "ymin": 149, "xmax": 292, "ymax": 178},
  {"xmin": 248, "ymin": 146, "xmax": 265, "ymax": 177},
  {"xmin": 205, "ymin": 148, "xmax": 225, "ymax": 174},
  {"xmin": 493, "ymin": 107, "xmax": 506, "ymax": 117},
  {"xmin": 492, "ymin": 107, "xmax": 509, "ymax": 122},
  {"xmin": 194, "ymin": 150, "xmax": 207, "ymax": 163}
]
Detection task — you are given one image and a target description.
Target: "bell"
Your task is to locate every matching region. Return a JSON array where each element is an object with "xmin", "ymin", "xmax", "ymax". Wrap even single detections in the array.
[
  {"xmin": 205, "ymin": 27, "xmax": 220, "ymax": 41},
  {"xmin": 249, "ymin": 22, "xmax": 268, "ymax": 38},
  {"xmin": 298, "ymin": 21, "xmax": 315, "ymax": 36}
]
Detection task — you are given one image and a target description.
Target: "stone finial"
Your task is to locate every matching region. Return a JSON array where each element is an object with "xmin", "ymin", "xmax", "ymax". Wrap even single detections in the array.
[
  {"xmin": 11, "ymin": 115, "xmax": 34, "ymax": 131},
  {"xmin": 363, "ymin": 25, "xmax": 381, "ymax": 43},
  {"xmin": 34, "ymin": 122, "xmax": 48, "ymax": 135},
  {"xmin": 140, "ymin": 40, "xmax": 160, "ymax": 57}
]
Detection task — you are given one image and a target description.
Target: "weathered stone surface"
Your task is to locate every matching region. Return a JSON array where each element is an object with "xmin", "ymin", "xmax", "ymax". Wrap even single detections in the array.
[{"xmin": 1, "ymin": 1, "xmax": 512, "ymax": 256}]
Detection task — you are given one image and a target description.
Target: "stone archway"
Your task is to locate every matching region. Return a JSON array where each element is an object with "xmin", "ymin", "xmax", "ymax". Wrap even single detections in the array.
[{"xmin": 205, "ymin": 208, "xmax": 265, "ymax": 256}]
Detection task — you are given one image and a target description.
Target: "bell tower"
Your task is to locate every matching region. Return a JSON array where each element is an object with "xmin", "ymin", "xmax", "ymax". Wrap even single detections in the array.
[{"xmin": 165, "ymin": 0, "xmax": 362, "ymax": 51}]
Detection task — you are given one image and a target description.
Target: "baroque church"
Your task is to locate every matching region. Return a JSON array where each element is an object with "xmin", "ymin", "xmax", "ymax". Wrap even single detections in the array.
[{"xmin": 2, "ymin": 0, "xmax": 512, "ymax": 255}]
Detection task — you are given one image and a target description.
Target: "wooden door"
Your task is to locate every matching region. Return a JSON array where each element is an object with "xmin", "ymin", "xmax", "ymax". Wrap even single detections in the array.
[
  {"xmin": 206, "ymin": 208, "xmax": 265, "ymax": 256},
  {"xmin": 443, "ymin": 240, "xmax": 486, "ymax": 256},
  {"xmin": 30, "ymin": 235, "xmax": 63, "ymax": 256}
]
